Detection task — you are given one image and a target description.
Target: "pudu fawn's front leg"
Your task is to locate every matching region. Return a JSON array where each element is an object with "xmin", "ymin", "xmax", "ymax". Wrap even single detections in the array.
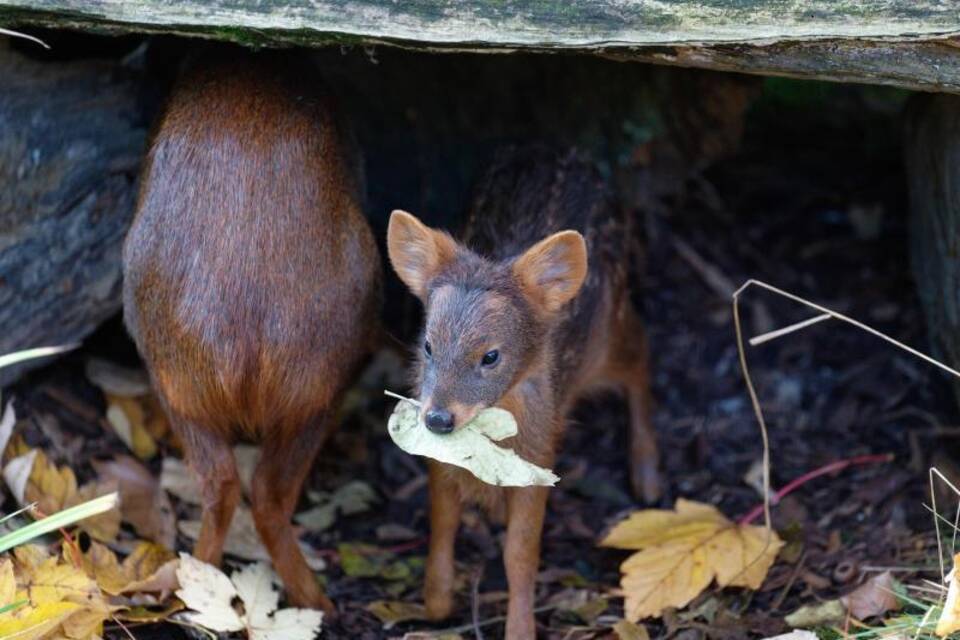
[
  {"xmin": 424, "ymin": 463, "xmax": 463, "ymax": 620},
  {"xmin": 504, "ymin": 485, "xmax": 549, "ymax": 640}
]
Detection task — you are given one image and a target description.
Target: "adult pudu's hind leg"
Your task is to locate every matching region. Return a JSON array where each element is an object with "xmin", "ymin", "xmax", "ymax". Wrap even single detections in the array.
[
  {"xmin": 607, "ymin": 305, "xmax": 662, "ymax": 503},
  {"xmin": 250, "ymin": 413, "xmax": 336, "ymax": 616},
  {"xmin": 174, "ymin": 416, "xmax": 242, "ymax": 566}
]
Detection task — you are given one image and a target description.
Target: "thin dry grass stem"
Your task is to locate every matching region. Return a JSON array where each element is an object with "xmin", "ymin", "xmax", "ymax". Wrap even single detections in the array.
[
  {"xmin": 750, "ymin": 313, "xmax": 831, "ymax": 346},
  {"xmin": 739, "ymin": 279, "xmax": 960, "ymax": 380},
  {"xmin": 929, "ymin": 468, "xmax": 960, "ymax": 585},
  {"xmin": 0, "ymin": 27, "xmax": 49, "ymax": 48},
  {"xmin": 384, "ymin": 390, "xmax": 421, "ymax": 407},
  {"xmin": 732, "ymin": 278, "xmax": 960, "ymax": 600}
]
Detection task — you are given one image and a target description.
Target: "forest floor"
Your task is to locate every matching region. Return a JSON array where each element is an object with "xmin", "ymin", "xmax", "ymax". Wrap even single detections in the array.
[{"xmin": 5, "ymin": 79, "xmax": 956, "ymax": 640}]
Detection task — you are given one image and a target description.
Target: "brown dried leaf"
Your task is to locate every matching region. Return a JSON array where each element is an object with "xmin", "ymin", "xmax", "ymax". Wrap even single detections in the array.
[{"xmin": 93, "ymin": 455, "xmax": 176, "ymax": 547}]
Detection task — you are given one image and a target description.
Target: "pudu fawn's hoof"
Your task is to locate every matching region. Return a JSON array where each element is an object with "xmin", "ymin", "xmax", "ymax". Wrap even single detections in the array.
[
  {"xmin": 631, "ymin": 461, "xmax": 663, "ymax": 505},
  {"xmin": 424, "ymin": 586, "xmax": 455, "ymax": 621}
]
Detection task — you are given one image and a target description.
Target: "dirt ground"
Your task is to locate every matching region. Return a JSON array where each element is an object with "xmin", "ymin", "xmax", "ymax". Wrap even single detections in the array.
[{"xmin": 5, "ymin": 78, "xmax": 955, "ymax": 639}]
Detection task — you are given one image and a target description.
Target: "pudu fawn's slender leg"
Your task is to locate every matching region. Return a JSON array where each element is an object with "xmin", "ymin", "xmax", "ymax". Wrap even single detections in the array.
[
  {"xmin": 424, "ymin": 462, "xmax": 463, "ymax": 620},
  {"xmin": 174, "ymin": 416, "xmax": 242, "ymax": 566},
  {"xmin": 503, "ymin": 486, "xmax": 549, "ymax": 640},
  {"xmin": 250, "ymin": 413, "xmax": 336, "ymax": 616}
]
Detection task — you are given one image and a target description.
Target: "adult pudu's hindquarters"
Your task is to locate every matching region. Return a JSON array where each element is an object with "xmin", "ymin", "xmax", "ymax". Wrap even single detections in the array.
[
  {"xmin": 122, "ymin": 51, "xmax": 380, "ymax": 614},
  {"xmin": 387, "ymin": 146, "xmax": 658, "ymax": 639}
]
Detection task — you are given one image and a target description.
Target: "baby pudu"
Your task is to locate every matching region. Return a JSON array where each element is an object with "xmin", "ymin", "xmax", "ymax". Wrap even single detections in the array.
[
  {"xmin": 386, "ymin": 146, "xmax": 660, "ymax": 638},
  {"xmin": 123, "ymin": 51, "xmax": 380, "ymax": 615}
]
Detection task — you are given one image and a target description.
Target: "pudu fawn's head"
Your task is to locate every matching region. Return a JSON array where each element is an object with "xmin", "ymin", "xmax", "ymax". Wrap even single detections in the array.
[{"xmin": 387, "ymin": 210, "xmax": 588, "ymax": 434}]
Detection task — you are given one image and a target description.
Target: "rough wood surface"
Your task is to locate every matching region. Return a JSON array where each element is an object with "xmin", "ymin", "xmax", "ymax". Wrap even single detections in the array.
[
  {"xmin": 3, "ymin": 1, "xmax": 960, "ymax": 93},
  {"xmin": 0, "ymin": 43, "xmax": 146, "ymax": 386},
  {"xmin": 905, "ymin": 93, "xmax": 960, "ymax": 404}
]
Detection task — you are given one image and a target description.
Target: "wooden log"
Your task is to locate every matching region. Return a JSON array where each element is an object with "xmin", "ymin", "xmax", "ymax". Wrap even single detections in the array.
[
  {"xmin": 0, "ymin": 42, "xmax": 146, "ymax": 386},
  {"xmin": 3, "ymin": 0, "xmax": 960, "ymax": 93},
  {"xmin": 905, "ymin": 93, "xmax": 960, "ymax": 403}
]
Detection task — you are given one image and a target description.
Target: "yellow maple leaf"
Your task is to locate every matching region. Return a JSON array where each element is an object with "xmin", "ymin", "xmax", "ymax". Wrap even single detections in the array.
[
  {"xmin": 1, "ymin": 548, "xmax": 113, "ymax": 640},
  {"xmin": 0, "ymin": 558, "xmax": 16, "ymax": 607},
  {"xmin": 2, "ymin": 441, "xmax": 121, "ymax": 543},
  {"xmin": 0, "ymin": 601, "xmax": 82, "ymax": 640},
  {"xmin": 104, "ymin": 394, "xmax": 159, "ymax": 460},
  {"xmin": 79, "ymin": 541, "xmax": 176, "ymax": 596},
  {"xmin": 936, "ymin": 553, "xmax": 960, "ymax": 636},
  {"xmin": 600, "ymin": 499, "xmax": 783, "ymax": 621}
]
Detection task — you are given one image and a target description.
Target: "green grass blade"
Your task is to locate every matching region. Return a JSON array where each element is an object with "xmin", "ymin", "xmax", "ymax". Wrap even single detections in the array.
[
  {"xmin": 0, "ymin": 493, "xmax": 118, "ymax": 553},
  {"xmin": 0, "ymin": 599, "xmax": 28, "ymax": 615}
]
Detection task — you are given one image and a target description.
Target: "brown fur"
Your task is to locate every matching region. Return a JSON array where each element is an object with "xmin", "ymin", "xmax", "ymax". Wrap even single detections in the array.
[
  {"xmin": 387, "ymin": 146, "xmax": 659, "ymax": 638},
  {"xmin": 123, "ymin": 50, "xmax": 380, "ymax": 615}
]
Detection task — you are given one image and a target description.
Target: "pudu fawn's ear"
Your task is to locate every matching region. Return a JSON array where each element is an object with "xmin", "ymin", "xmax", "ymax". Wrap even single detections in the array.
[
  {"xmin": 513, "ymin": 230, "xmax": 588, "ymax": 314},
  {"xmin": 387, "ymin": 210, "xmax": 459, "ymax": 299}
]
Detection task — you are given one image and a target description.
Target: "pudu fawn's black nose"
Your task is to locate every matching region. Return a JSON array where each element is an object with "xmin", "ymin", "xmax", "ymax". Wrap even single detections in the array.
[{"xmin": 425, "ymin": 408, "xmax": 455, "ymax": 434}]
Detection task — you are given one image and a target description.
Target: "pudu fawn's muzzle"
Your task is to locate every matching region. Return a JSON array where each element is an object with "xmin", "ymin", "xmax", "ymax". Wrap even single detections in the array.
[{"xmin": 424, "ymin": 407, "xmax": 455, "ymax": 434}]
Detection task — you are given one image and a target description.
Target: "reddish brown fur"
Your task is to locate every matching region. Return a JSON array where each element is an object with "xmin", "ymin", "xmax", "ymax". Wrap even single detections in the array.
[
  {"xmin": 387, "ymin": 146, "xmax": 659, "ymax": 639},
  {"xmin": 123, "ymin": 50, "xmax": 380, "ymax": 615}
]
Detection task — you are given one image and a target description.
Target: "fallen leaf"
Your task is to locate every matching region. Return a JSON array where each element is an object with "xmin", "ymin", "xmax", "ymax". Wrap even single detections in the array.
[
  {"xmin": 105, "ymin": 394, "xmax": 158, "ymax": 460},
  {"xmin": 81, "ymin": 541, "xmax": 178, "ymax": 596},
  {"xmin": 3, "ymin": 449, "xmax": 38, "ymax": 504},
  {"xmin": 366, "ymin": 600, "xmax": 427, "ymax": 629},
  {"xmin": 0, "ymin": 401, "xmax": 15, "ymax": 459},
  {"xmin": 2, "ymin": 446, "xmax": 120, "ymax": 542},
  {"xmin": 176, "ymin": 554, "xmax": 324, "ymax": 639},
  {"xmin": 784, "ymin": 600, "xmax": 846, "ymax": 628},
  {"xmin": 160, "ymin": 456, "xmax": 201, "ymax": 505},
  {"xmin": 761, "ymin": 632, "xmax": 819, "ymax": 640},
  {"xmin": 937, "ymin": 554, "xmax": 960, "ymax": 636},
  {"xmin": 387, "ymin": 397, "xmax": 558, "ymax": 487},
  {"xmin": 3, "ymin": 546, "xmax": 114, "ymax": 639},
  {"xmin": 613, "ymin": 619, "xmax": 650, "ymax": 640},
  {"xmin": 180, "ymin": 506, "xmax": 326, "ymax": 571},
  {"xmin": 841, "ymin": 571, "xmax": 900, "ymax": 620},
  {"xmin": 600, "ymin": 499, "xmax": 784, "ymax": 621},
  {"xmin": 296, "ymin": 481, "xmax": 378, "ymax": 532},
  {"xmin": 0, "ymin": 601, "xmax": 82, "ymax": 639},
  {"xmin": 338, "ymin": 543, "xmax": 421, "ymax": 584},
  {"xmin": 92, "ymin": 455, "xmax": 177, "ymax": 547},
  {"xmin": 85, "ymin": 358, "xmax": 151, "ymax": 397}
]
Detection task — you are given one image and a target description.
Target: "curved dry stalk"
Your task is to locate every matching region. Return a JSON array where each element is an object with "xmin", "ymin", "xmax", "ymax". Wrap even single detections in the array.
[{"xmin": 0, "ymin": 27, "xmax": 49, "ymax": 49}]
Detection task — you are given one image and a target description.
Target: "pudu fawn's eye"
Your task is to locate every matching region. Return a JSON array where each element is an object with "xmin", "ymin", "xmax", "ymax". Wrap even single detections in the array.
[
  {"xmin": 480, "ymin": 349, "xmax": 500, "ymax": 368},
  {"xmin": 424, "ymin": 340, "xmax": 433, "ymax": 357}
]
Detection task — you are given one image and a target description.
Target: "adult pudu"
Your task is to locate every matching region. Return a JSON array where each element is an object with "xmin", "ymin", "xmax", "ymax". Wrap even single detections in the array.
[
  {"xmin": 387, "ymin": 146, "xmax": 659, "ymax": 638},
  {"xmin": 123, "ymin": 50, "xmax": 380, "ymax": 614}
]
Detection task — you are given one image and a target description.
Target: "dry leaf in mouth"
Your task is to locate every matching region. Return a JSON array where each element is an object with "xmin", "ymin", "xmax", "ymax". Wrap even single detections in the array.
[{"xmin": 386, "ymin": 396, "xmax": 558, "ymax": 487}]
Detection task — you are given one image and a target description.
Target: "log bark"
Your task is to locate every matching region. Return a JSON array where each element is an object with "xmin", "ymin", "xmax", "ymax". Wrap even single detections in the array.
[
  {"xmin": 905, "ymin": 93, "xmax": 960, "ymax": 404},
  {"xmin": 4, "ymin": 0, "xmax": 960, "ymax": 93},
  {"xmin": 0, "ymin": 42, "xmax": 146, "ymax": 386}
]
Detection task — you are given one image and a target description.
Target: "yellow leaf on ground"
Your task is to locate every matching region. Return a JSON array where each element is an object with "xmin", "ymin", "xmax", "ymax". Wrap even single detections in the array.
[
  {"xmin": 600, "ymin": 499, "xmax": 783, "ymax": 621},
  {"xmin": 80, "ymin": 541, "xmax": 177, "ymax": 596},
  {"xmin": 105, "ymin": 394, "xmax": 158, "ymax": 460},
  {"xmin": 0, "ymin": 558, "xmax": 16, "ymax": 606},
  {"xmin": 3, "ymin": 444, "xmax": 121, "ymax": 542},
  {"xmin": 0, "ymin": 601, "xmax": 82, "ymax": 640},
  {"xmin": 3, "ymin": 549, "xmax": 114, "ymax": 640},
  {"xmin": 937, "ymin": 554, "xmax": 960, "ymax": 636}
]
